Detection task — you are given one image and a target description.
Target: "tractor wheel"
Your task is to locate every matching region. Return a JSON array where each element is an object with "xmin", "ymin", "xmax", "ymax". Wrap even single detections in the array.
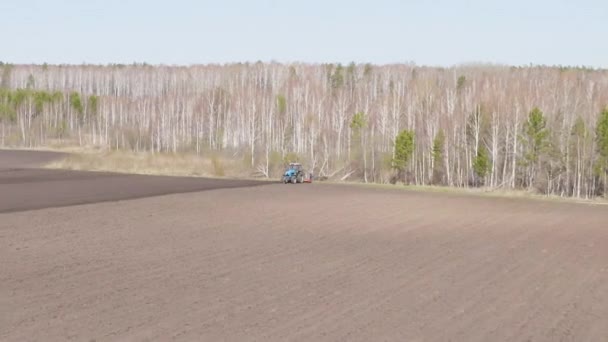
[{"xmin": 291, "ymin": 177, "xmax": 297, "ymax": 184}]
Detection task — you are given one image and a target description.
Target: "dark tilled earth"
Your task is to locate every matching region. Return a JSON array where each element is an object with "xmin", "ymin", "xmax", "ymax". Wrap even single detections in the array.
[
  {"xmin": 0, "ymin": 149, "xmax": 267, "ymax": 213},
  {"xmin": 2, "ymin": 150, "xmax": 608, "ymax": 341}
]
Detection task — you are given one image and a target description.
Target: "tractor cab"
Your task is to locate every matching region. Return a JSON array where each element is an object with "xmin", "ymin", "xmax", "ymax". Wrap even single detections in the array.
[
  {"xmin": 287, "ymin": 163, "xmax": 302, "ymax": 172},
  {"xmin": 284, "ymin": 163, "xmax": 301, "ymax": 177}
]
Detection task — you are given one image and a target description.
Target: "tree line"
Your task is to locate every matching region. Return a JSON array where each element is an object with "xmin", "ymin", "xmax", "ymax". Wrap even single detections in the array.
[{"xmin": 1, "ymin": 62, "xmax": 608, "ymax": 198}]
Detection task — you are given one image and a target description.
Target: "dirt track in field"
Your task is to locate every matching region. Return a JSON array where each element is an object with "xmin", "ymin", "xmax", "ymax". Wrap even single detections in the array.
[{"xmin": 2, "ymin": 151, "xmax": 608, "ymax": 341}]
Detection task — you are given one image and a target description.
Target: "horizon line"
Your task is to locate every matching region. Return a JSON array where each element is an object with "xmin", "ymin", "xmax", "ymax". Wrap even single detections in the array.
[{"xmin": 2, "ymin": 60, "xmax": 607, "ymax": 71}]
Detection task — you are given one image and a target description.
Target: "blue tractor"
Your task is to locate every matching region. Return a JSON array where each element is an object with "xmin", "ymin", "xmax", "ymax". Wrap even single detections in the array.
[{"xmin": 282, "ymin": 162, "xmax": 305, "ymax": 184}]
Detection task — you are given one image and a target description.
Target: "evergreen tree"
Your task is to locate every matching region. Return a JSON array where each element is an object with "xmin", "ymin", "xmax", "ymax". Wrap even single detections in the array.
[
  {"xmin": 570, "ymin": 117, "xmax": 590, "ymax": 197},
  {"xmin": 0, "ymin": 89, "xmax": 16, "ymax": 123},
  {"xmin": 350, "ymin": 111, "xmax": 366, "ymax": 150},
  {"xmin": 33, "ymin": 91, "xmax": 51, "ymax": 114},
  {"xmin": 472, "ymin": 147, "xmax": 491, "ymax": 186},
  {"xmin": 350, "ymin": 111, "xmax": 367, "ymax": 173},
  {"xmin": 70, "ymin": 92, "xmax": 84, "ymax": 120},
  {"xmin": 596, "ymin": 108, "xmax": 608, "ymax": 162},
  {"xmin": 523, "ymin": 107, "xmax": 550, "ymax": 164},
  {"xmin": 596, "ymin": 107, "xmax": 608, "ymax": 196},
  {"xmin": 522, "ymin": 107, "xmax": 550, "ymax": 188},
  {"xmin": 457, "ymin": 75, "xmax": 466, "ymax": 92},
  {"xmin": 432, "ymin": 129, "xmax": 446, "ymax": 185},
  {"xmin": 393, "ymin": 130, "xmax": 415, "ymax": 183}
]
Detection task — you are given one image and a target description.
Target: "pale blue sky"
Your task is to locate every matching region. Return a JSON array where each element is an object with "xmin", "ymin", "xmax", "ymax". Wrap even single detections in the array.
[{"xmin": 1, "ymin": 0, "xmax": 607, "ymax": 67}]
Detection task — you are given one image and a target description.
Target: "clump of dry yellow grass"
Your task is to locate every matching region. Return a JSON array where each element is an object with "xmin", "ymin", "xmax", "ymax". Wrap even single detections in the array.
[{"xmin": 46, "ymin": 149, "xmax": 249, "ymax": 179}]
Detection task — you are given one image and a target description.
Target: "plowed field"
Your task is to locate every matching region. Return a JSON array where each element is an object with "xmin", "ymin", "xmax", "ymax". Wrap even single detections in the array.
[{"xmin": 2, "ymin": 150, "xmax": 607, "ymax": 341}]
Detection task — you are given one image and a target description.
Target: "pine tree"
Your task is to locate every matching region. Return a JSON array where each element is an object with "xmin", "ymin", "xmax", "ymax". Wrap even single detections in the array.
[
  {"xmin": 596, "ymin": 107, "xmax": 608, "ymax": 196},
  {"xmin": 473, "ymin": 147, "xmax": 491, "ymax": 186},
  {"xmin": 393, "ymin": 130, "xmax": 415, "ymax": 183},
  {"xmin": 523, "ymin": 107, "xmax": 549, "ymax": 163},
  {"xmin": 432, "ymin": 129, "xmax": 446, "ymax": 185},
  {"xmin": 70, "ymin": 92, "xmax": 84, "ymax": 119},
  {"xmin": 349, "ymin": 112, "xmax": 367, "ymax": 174},
  {"xmin": 570, "ymin": 117, "xmax": 590, "ymax": 197},
  {"xmin": 522, "ymin": 107, "xmax": 550, "ymax": 188}
]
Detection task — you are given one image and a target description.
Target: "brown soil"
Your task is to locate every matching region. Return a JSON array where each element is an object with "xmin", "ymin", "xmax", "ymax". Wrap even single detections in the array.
[
  {"xmin": 0, "ymin": 150, "xmax": 267, "ymax": 213},
  {"xmin": 2, "ymin": 151, "xmax": 608, "ymax": 341}
]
